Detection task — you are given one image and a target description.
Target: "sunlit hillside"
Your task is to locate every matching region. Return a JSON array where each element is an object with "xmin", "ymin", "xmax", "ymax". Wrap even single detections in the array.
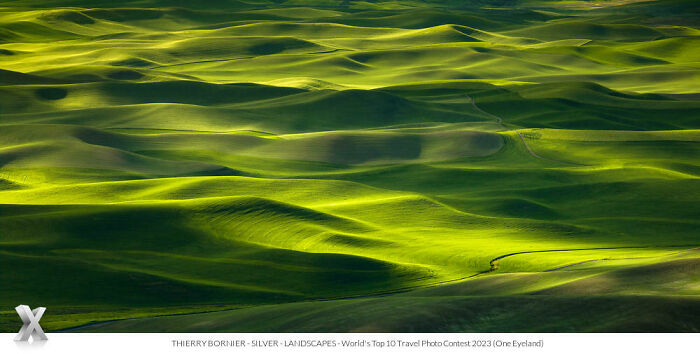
[{"xmin": 1, "ymin": 0, "xmax": 698, "ymax": 332}]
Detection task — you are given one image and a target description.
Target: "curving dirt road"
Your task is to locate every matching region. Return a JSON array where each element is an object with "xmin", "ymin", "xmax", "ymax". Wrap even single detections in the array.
[
  {"xmin": 488, "ymin": 244, "xmax": 700, "ymax": 271},
  {"xmin": 466, "ymin": 93, "xmax": 545, "ymax": 159},
  {"xmin": 466, "ymin": 93, "xmax": 581, "ymax": 164}
]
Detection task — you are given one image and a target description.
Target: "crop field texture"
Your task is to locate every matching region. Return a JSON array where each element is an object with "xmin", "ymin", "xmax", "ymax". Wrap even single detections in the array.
[{"xmin": 0, "ymin": 0, "xmax": 699, "ymax": 332}]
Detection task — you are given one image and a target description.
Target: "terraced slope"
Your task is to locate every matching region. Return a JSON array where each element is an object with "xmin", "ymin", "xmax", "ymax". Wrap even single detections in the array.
[{"xmin": 0, "ymin": 0, "xmax": 699, "ymax": 332}]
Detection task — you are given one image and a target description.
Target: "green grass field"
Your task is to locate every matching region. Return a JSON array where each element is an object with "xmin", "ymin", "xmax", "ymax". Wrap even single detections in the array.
[{"xmin": 1, "ymin": 0, "xmax": 699, "ymax": 332}]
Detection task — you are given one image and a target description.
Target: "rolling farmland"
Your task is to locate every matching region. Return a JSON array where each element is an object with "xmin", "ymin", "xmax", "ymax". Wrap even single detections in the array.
[{"xmin": 0, "ymin": 0, "xmax": 699, "ymax": 332}]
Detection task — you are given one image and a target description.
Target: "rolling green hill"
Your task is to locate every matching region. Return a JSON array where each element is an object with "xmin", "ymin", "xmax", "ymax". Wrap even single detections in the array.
[{"xmin": 0, "ymin": 0, "xmax": 699, "ymax": 332}]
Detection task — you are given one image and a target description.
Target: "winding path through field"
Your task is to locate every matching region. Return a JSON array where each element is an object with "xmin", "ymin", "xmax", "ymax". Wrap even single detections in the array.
[
  {"xmin": 488, "ymin": 245, "xmax": 693, "ymax": 271},
  {"xmin": 466, "ymin": 93, "xmax": 589, "ymax": 164},
  {"xmin": 466, "ymin": 93, "xmax": 545, "ymax": 160}
]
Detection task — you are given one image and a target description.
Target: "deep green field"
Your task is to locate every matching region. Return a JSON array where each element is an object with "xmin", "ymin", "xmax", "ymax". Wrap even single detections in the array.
[{"xmin": 1, "ymin": 0, "xmax": 699, "ymax": 332}]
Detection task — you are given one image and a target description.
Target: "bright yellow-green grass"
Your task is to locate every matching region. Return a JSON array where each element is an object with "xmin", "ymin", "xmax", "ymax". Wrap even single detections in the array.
[{"xmin": 0, "ymin": 0, "xmax": 699, "ymax": 332}]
